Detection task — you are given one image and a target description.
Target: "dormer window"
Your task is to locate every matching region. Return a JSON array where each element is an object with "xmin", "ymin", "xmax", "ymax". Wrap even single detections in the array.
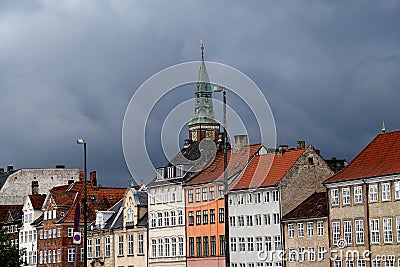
[
  {"xmin": 95, "ymin": 212, "xmax": 104, "ymax": 229},
  {"xmin": 157, "ymin": 168, "xmax": 165, "ymax": 180},
  {"xmin": 167, "ymin": 166, "xmax": 175, "ymax": 178},
  {"xmin": 176, "ymin": 165, "xmax": 184, "ymax": 177}
]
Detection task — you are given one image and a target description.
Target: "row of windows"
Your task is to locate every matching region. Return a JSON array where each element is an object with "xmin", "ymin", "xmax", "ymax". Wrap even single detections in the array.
[
  {"xmin": 3, "ymin": 225, "xmax": 17, "ymax": 233},
  {"xmin": 331, "ymin": 181, "xmax": 400, "ymax": 207},
  {"xmin": 231, "ymin": 263, "xmax": 282, "ymax": 267},
  {"xmin": 230, "ymin": 236, "xmax": 282, "ymax": 252},
  {"xmin": 188, "ymin": 208, "xmax": 224, "ymax": 225},
  {"xmin": 187, "ymin": 185, "xmax": 224, "ymax": 203},
  {"xmin": 288, "ymin": 221, "xmax": 324, "ymax": 238},
  {"xmin": 332, "ymin": 217, "xmax": 400, "ymax": 246},
  {"xmin": 332, "ymin": 258, "xmax": 400, "ymax": 267},
  {"xmin": 21, "ymin": 250, "xmax": 37, "ymax": 265},
  {"xmin": 229, "ymin": 190, "xmax": 279, "ymax": 206},
  {"xmin": 149, "ymin": 186, "xmax": 183, "ymax": 205},
  {"xmin": 19, "ymin": 229, "xmax": 37, "ymax": 243},
  {"xmin": 288, "ymin": 246, "xmax": 326, "ymax": 262},
  {"xmin": 87, "ymin": 234, "xmax": 144, "ymax": 258},
  {"xmin": 188, "ymin": 235, "xmax": 225, "ymax": 257},
  {"xmin": 150, "ymin": 237, "xmax": 184, "ymax": 258},
  {"xmin": 39, "ymin": 228, "xmax": 78, "ymax": 240},
  {"xmin": 150, "ymin": 210, "xmax": 184, "ymax": 228},
  {"xmin": 230, "ymin": 213, "xmax": 280, "ymax": 227},
  {"xmin": 43, "ymin": 209, "xmax": 64, "ymax": 221},
  {"xmin": 39, "ymin": 249, "xmax": 62, "ymax": 264}
]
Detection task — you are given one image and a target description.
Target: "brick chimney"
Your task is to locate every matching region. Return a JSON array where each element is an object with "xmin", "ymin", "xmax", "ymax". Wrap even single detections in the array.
[
  {"xmin": 32, "ymin": 181, "xmax": 39, "ymax": 195},
  {"xmin": 0, "ymin": 168, "xmax": 4, "ymax": 174},
  {"xmin": 7, "ymin": 165, "xmax": 13, "ymax": 172},
  {"xmin": 233, "ymin": 135, "xmax": 249, "ymax": 153},
  {"xmin": 79, "ymin": 171, "xmax": 84, "ymax": 181},
  {"xmin": 90, "ymin": 171, "xmax": 97, "ymax": 187},
  {"xmin": 297, "ymin": 140, "xmax": 306, "ymax": 149}
]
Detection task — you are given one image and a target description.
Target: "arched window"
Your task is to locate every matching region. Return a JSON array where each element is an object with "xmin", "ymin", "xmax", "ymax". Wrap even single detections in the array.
[{"xmin": 127, "ymin": 208, "xmax": 133, "ymax": 222}]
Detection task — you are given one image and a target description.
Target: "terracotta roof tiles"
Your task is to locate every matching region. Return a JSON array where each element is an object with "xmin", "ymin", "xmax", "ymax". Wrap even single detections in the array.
[
  {"xmin": 28, "ymin": 194, "xmax": 46, "ymax": 210},
  {"xmin": 324, "ymin": 130, "xmax": 400, "ymax": 183}
]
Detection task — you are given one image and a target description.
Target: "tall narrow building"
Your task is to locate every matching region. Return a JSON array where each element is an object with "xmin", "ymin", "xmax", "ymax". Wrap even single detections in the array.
[{"xmin": 188, "ymin": 41, "xmax": 220, "ymax": 142}]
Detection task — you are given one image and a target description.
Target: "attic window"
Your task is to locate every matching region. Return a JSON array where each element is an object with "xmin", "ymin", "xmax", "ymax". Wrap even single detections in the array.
[
  {"xmin": 61, "ymin": 212, "xmax": 65, "ymax": 217},
  {"xmin": 308, "ymin": 157, "xmax": 314, "ymax": 165},
  {"xmin": 234, "ymin": 162, "xmax": 240, "ymax": 169},
  {"xmin": 210, "ymin": 166, "xmax": 217, "ymax": 172}
]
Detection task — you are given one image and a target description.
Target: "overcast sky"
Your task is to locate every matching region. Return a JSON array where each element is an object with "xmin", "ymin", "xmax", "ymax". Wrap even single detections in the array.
[{"xmin": 1, "ymin": 1, "xmax": 399, "ymax": 187}]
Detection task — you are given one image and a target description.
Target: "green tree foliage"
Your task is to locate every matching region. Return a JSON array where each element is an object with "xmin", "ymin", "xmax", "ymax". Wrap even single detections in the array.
[{"xmin": 0, "ymin": 227, "xmax": 23, "ymax": 267}]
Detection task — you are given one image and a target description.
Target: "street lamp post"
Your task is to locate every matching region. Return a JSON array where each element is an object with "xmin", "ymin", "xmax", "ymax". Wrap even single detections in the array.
[
  {"xmin": 213, "ymin": 86, "xmax": 230, "ymax": 267},
  {"xmin": 76, "ymin": 139, "xmax": 88, "ymax": 267}
]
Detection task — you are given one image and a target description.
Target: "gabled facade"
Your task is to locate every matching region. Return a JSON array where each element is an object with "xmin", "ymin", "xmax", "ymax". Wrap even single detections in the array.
[
  {"xmin": 184, "ymin": 143, "xmax": 265, "ymax": 267},
  {"xmin": 0, "ymin": 205, "xmax": 23, "ymax": 248},
  {"xmin": 19, "ymin": 193, "xmax": 46, "ymax": 266},
  {"xmin": 36, "ymin": 172, "xmax": 125, "ymax": 267},
  {"xmin": 228, "ymin": 143, "xmax": 334, "ymax": 267},
  {"xmin": 282, "ymin": 192, "xmax": 330, "ymax": 267},
  {"xmin": 324, "ymin": 130, "xmax": 400, "ymax": 267}
]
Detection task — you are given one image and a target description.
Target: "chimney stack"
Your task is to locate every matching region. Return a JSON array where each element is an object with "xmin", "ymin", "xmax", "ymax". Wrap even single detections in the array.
[
  {"xmin": 296, "ymin": 140, "xmax": 306, "ymax": 149},
  {"xmin": 90, "ymin": 171, "xmax": 97, "ymax": 187},
  {"xmin": 0, "ymin": 168, "xmax": 4, "ymax": 174},
  {"xmin": 32, "ymin": 181, "xmax": 39, "ymax": 195},
  {"xmin": 7, "ymin": 165, "xmax": 13, "ymax": 172},
  {"xmin": 79, "ymin": 171, "xmax": 84, "ymax": 181},
  {"xmin": 233, "ymin": 135, "xmax": 249, "ymax": 153},
  {"xmin": 56, "ymin": 164, "xmax": 65, "ymax": 169},
  {"xmin": 278, "ymin": 145, "xmax": 289, "ymax": 155}
]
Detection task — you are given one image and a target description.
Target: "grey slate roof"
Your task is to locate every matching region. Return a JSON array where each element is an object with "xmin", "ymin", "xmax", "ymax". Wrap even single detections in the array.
[
  {"xmin": 0, "ymin": 170, "xmax": 17, "ymax": 191},
  {"xmin": 130, "ymin": 188, "xmax": 148, "ymax": 207},
  {"xmin": 88, "ymin": 198, "xmax": 123, "ymax": 231},
  {"xmin": 136, "ymin": 212, "xmax": 148, "ymax": 227}
]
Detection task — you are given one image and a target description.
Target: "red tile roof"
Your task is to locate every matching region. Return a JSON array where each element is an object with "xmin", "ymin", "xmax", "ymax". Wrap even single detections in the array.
[
  {"xmin": 324, "ymin": 131, "xmax": 400, "ymax": 183},
  {"xmin": 28, "ymin": 194, "xmax": 46, "ymax": 210},
  {"xmin": 0, "ymin": 205, "xmax": 23, "ymax": 222},
  {"xmin": 282, "ymin": 192, "xmax": 328, "ymax": 221},
  {"xmin": 184, "ymin": 144, "xmax": 262, "ymax": 186},
  {"xmin": 232, "ymin": 149, "xmax": 305, "ymax": 190}
]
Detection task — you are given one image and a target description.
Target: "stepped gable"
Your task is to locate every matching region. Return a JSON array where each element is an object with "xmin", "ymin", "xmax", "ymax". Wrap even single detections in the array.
[
  {"xmin": 282, "ymin": 192, "xmax": 328, "ymax": 221},
  {"xmin": 184, "ymin": 144, "xmax": 262, "ymax": 186},
  {"xmin": 324, "ymin": 130, "xmax": 400, "ymax": 183},
  {"xmin": 232, "ymin": 149, "xmax": 305, "ymax": 190}
]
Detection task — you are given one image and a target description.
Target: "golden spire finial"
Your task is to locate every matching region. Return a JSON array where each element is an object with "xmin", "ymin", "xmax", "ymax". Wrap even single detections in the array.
[
  {"xmin": 381, "ymin": 121, "xmax": 386, "ymax": 133},
  {"xmin": 200, "ymin": 39, "xmax": 204, "ymax": 60}
]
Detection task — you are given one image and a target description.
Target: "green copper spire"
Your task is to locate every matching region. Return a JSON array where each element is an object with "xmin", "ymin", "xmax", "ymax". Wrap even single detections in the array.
[{"xmin": 188, "ymin": 41, "xmax": 219, "ymax": 126}]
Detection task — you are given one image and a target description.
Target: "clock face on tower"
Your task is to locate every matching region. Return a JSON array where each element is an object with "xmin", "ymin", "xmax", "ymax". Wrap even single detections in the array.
[{"xmin": 206, "ymin": 130, "xmax": 215, "ymax": 140}]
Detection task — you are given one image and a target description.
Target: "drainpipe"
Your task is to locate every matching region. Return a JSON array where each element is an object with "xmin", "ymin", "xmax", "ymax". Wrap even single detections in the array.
[{"xmin": 362, "ymin": 180, "xmax": 372, "ymax": 267}]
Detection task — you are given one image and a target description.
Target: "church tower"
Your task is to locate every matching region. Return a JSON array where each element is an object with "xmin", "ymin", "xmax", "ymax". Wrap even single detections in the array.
[{"xmin": 188, "ymin": 41, "xmax": 220, "ymax": 141}]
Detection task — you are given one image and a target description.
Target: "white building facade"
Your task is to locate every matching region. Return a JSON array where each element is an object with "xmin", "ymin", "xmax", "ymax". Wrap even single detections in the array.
[
  {"xmin": 147, "ymin": 166, "xmax": 187, "ymax": 267},
  {"xmin": 19, "ymin": 194, "xmax": 45, "ymax": 266}
]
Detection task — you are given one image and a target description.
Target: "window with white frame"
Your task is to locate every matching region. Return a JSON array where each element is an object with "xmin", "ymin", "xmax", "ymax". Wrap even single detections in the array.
[
  {"xmin": 264, "ymin": 214, "xmax": 270, "ymax": 225},
  {"xmin": 317, "ymin": 221, "xmax": 324, "ymax": 236},
  {"xmin": 246, "ymin": 193, "xmax": 252, "ymax": 204},
  {"xmin": 355, "ymin": 220, "xmax": 364, "ymax": 244},
  {"xmin": 158, "ymin": 212, "xmax": 163, "ymax": 227},
  {"xmin": 274, "ymin": 235, "xmax": 281, "ymax": 250},
  {"xmin": 382, "ymin": 182, "xmax": 391, "ymax": 201},
  {"xmin": 357, "ymin": 259, "xmax": 366, "ymax": 267},
  {"xmin": 308, "ymin": 247, "xmax": 315, "ymax": 261},
  {"xmin": 118, "ymin": 236, "xmax": 124, "ymax": 256},
  {"xmin": 158, "ymin": 238, "xmax": 164, "ymax": 257},
  {"xmin": 228, "ymin": 195, "xmax": 234, "ymax": 206},
  {"xmin": 370, "ymin": 219, "xmax": 380, "ymax": 244},
  {"xmin": 298, "ymin": 223, "xmax": 304, "ymax": 237},
  {"xmin": 138, "ymin": 234, "xmax": 144, "ymax": 255},
  {"xmin": 342, "ymin": 187, "xmax": 351, "ymax": 205},
  {"xmin": 150, "ymin": 190, "xmax": 155, "ymax": 205},
  {"xmin": 246, "ymin": 215, "xmax": 253, "ymax": 226},
  {"xmin": 255, "ymin": 192, "xmax": 261, "ymax": 203},
  {"xmin": 218, "ymin": 185, "xmax": 224, "ymax": 199},
  {"xmin": 272, "ymin": 190, "xmax": 279, "ymax": 202},
  {"xmin": 95, "ymin": 237, "xmax": 100, "ymax": 258},
  {"xmin": 68, "ymin": 228, "xmax": 73, "ymax": 237},
  {"xmin": 87, "ymin": 239, "xmax": 92, "ymax": 258},
  {"xmin": 164, "ymin": 211, "xmax": 170, "ymax": 226},
  {"xmin": 256, "ymin": 237, "xmax": 263, "ymax": 251},
  {"xmin": 288, "ymin": 224, "xmax": 294, "ymax": 238},
  {"xmin": 171, "ymin": 187, "xmax": 176, "ymax": 202},
  {"xmin": 289, "ymin": 248, "xmax": 296, "ymax": 262},
  {"xmin": 385, "ymin": 259, "xmax": 394, "ymax": 267},
  {"xmin": 307, "ymin": 222, "xmax": 314, "ymax": 236},
  {"xmin": 247, "ymin": 237, "xmax": 254, "ymax": 251},
  {"xmin": 332, "ymin": 221, "xmax": 341, "ymax": 245},
  {"xmin": 57, "ymin": 228, "xmax": 61, "ymax": 237},
  {"xmin": 209, "ymin": 186, "xmax": 215, "ymax": 200},
  {"xmin": 196, "ymin": 210, "xmax": 201, "ymax": 225},
  {"xmin": 151, "ymin": 212, "xmax": 156, "ymax": 228},
  {"xmin": 178, "ymin": 237, "xmax": 184, "ymax": 256},
  {"xmin": 57, "ymin": 249, "xmax": 61, "ymax": 263},
  {"xmin": 298, "ymin": 247, "xmax": 305, "ymax": 262},
  {"xmin": 369, "ymin": 184, "xmax": 378, "ymax": 202},
  {"xmin": 371, "ymin": 259, "xmax": 380, "ymax": 267},
  {"xmin": 195, "ymin": 188, "xmax": 201, "ymax": 202},
  {"xmin": 163, "ymin": 188, "xmax": 169, "ymax": 203},
  {"xmin": 238, "ymin": 237, "xmax": 245, "ymax": 252},
  {"xmin": 331, "ymin": 189, "xmax": 339, "ymax": 206},
  {"xmin": 263, "ymin": 191, "xmax": 270, "ymax": 203},
  {"xmin": 202, "ymin": 187, "xmax": 208, "ymax": 201},
  {"xmin": 346, "ymin": 260, "xmax": 354, "ymax": 267},
  {"xmin": 383, "ymin": 217, "xmax": 393, "ymax": 243},
  {"xmin": 67, "ymin": 248, "xmax": 75, "ymax": 262},
  {"xmin": 264, "ymin": 236, "xmax": 272, "ymax": 251},
  {"xmin": 318, "ymin": 246, "xmax": 325, "ymax": 261},
  {"xmin": 171, "ymin": 210, "xmax": 176, "ymax": 226},
  {"xmin": 229, "ymin": 216, "xmax": 235, "ymax": 227},
  {"xmin": 354, "ymin": 186, "xmax": 363, "ymax": 204},
  {"xmin": 237, "ymin": 194, "xmax": 244, "ymax": 205},
  {"xmin": 344, "ymin": 220, "xmax": 352, "ymax": 244},
  {"xmin": 177, "ymin": 187, "xmax": 182, "ymax": 201},
  {"xmin": 178, "ymin": 210, "xmax": 184, "ymax": 225},
  {"xmin": 273, "ymin": 213, "xmax": 280, "ymax": 224},
  {"xmin": 171, "ymin": 237, "xmax": 177, "ymax": 256},
  {"xmin": 396, "ymin": 217, "xmax": 400, "ymax": 243},
  {"xmin": 188, "ymin": 189, "xmax": 193, "ymax": 203},
  {"xmin": 394, "ymin": 181, "xmax": 400, "ymax": 200},
  {"xmin": 255, "ymin": 214, "xmax": 262, "ymax": 225},
  {"xmin": 165, "ymin": 238, "xmax": 170, "ymax": 257},
  {"xmin": 203, "ymin": 210, "xmax": 208, "ymax": 224},
  {"xmin": 105, "ymin": 236, "xmax": 111, "ymax": 257},
  {"xmin": 128, "ymin": 234, "xmax": 134, "ymax": 255},
  {"xmin": 334, "ymin": 260, "xmax": 342, "ymax": 267},
  {"xmin": 151, "ymin": 239, "xmax": 156, "ymax": 258}
]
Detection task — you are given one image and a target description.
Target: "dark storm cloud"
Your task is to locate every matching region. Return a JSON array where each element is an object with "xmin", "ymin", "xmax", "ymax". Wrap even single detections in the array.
[{"xmin": 0, "ymin": 1, "xmax": 399, "ymax": 186}]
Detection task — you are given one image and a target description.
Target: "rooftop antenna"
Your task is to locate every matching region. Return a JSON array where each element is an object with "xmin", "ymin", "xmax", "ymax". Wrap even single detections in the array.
[
  {"xmin": 200, "ymin": 39, "xmax": 204, "ymax": 60},
  {"xmin": 381, "ymin": 121, "xmax": 386, "ymax": 133}
]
